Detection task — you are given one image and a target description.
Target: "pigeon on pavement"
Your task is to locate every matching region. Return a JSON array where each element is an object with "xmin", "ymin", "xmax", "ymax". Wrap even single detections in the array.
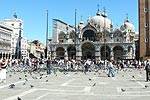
[
  {"xmin": 89, "ymin": 78, "xmax": 92, "ymax": 81},
  {"xmin": 92, "ymin": 83, "xmax": 96, "ymax": 86},
  {"xmin": 9, "ymin": 84, "xmax": 15, "ymax": 88},
  {"xmin": 145, "ymin": 85, "xmax": 148, "ymax": 88},
  {"xmin": 121, "ymin": 88, "xmax": 125, "ymax": 92},
  {"xmin": 30, "ymin": 84, "xmax": 34, "ymax": 88}
]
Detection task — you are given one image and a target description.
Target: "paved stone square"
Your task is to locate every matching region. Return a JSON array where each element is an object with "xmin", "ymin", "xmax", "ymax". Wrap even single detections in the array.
[{"xmin": 0, "ymin": 68, "xmax": 150, "ymax": 100}]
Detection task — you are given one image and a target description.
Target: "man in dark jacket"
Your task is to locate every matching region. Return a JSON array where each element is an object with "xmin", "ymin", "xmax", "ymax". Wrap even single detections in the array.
[
  {"xmin": 145, "ymin": 60, "xmax": 150, "ymax": 82},
  {"xmin": 45, "ymin": 57, "xmax": 51, "ymax": 75}
]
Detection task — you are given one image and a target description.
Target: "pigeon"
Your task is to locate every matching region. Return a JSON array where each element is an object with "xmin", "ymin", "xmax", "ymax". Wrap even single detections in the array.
[
  {"xmin": 19, "ymin": 77, "xmax": 22, "ymax": 80},
  {"xmin": 132, "ymin": 76, "xmax": 135, "ymax": 78},
  {"xmin": 121, "ymin": 88, "xmax": 125, "ymax": 92},
  {"xmin": 9, "ymin": 74, "xmax": 12, "ymax": 77},
  {"xmin": 39, "ymin": 76, "xmax": 42, "ymax": 79},
  {"xmin": 92, "ymin": 83, "xmax": 96, "ymax": 86},
  {"xmin": 9, "ymin": 84, "xmax": 15, "ymax": 88},
  {"xmin": 145, "ymin": 85, "xmax": 148, "ymax": 88},
  {"xmin": 30, "ymin": 85, "xmax": 34, "ymax": 88},
  {"xmin": 23, "ymin": 82, "xmax": 26, "ymax": 85},
  {"xmin": 17, "ymin": 97, "xmax": 22, "ymax": 100},
  {"xmin": 25, "ymin": 75, "xmax": 27, "ymax": 77},
  {"xmin": 89, "ymin": 78, "xmax": 92, "ymax": 81},
  {"xmin": 40, "ymin": 74, "xmax": 43, "ymax": 76},
  {"xmin": 46, "ymin": 80, "xmax": 48, "ymax": 82},
  {"xmin": 25, "ymin": 78, "xmax": 28, "ymax": 81}
]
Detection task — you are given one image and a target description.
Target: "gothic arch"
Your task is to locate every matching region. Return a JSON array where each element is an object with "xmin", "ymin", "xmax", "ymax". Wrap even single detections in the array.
[
  {"xmin": 56, "ymin": 47, "xmax": 65, "ymax": 59},
  {"xmin": 100, "ymin": 45, "xmax": 111, "ymax": 60},
  {"xmin": 113, "ymin": 46, "xmax": 124, "ymax": 60},
  {"xmin": 67, "ymin": 45, "xmax": 76, "ymax": 60},
  {"xmin": 81, "ymin": 42, "xmax": 95, "ymax": 59},
  {"xmin": 82, "ymin": 30, "xmax": 96, "ymax": 41}
]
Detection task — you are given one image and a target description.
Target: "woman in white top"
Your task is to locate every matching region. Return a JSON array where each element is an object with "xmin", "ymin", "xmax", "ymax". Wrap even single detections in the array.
[{"xmin": 0, "ymin": 58, "xmax": 7, "ymax": 83}]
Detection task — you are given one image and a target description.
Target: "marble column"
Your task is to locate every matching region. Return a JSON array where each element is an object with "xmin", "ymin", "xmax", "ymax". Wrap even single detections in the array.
[
  {"xmin": 110, "ymin": 47, "xmax": 114, "ymax": 60},
  {"xmin": 64, "ymin": 49, "xmax": 68, "ymax": 60},
  {"xmin": 95, "ymin": 47, "xmax": 100, "ymax": 60},
  {"xmin": 76, "ymin": 48, "xmax": 82, "ymax": 60}
]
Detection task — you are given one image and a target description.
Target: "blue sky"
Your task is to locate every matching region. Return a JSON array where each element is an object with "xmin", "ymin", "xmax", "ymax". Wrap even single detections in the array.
[{"xmin": 0, "ymin": 0, "xmax": 138, "ymax": 44}]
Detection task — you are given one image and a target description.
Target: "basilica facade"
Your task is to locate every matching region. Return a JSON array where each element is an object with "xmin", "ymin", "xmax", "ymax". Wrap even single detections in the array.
[{"xmin": 49, "ymin": 8, "xmax": 137, "ymax": 61}]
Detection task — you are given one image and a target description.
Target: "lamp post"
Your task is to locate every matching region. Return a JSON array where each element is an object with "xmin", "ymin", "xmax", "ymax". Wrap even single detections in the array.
[
  {"xmin": 103, "ymin": 7, "xmax": 107, "ymax": 61},
  {"xmin": 45, "ymin": 10, "xmax": 48, "ymax": 59},
  {"xmin": 74, "ymin": 9, "xmax": 77, "ymax": 60}
]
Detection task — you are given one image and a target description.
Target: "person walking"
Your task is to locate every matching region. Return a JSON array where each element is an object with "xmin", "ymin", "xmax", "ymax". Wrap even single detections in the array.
[
  {"xmin": 107, "ymin": 61, "xmax": 115, "ymax": 77},
  {"xmin": 145, "ymin": 60, "xmax": 150, "ymax": 82},
  {"xmin": 45, "ymin": 57, "xmax": 51, "ymax": 75}
]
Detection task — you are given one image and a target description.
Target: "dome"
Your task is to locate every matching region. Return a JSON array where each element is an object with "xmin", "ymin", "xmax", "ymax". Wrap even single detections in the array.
[
  {"xmin": 90, "ymin": 8, "xmax": 111, "ymax": 32},
  {"xmin": 78, "ymin": 20, "xmax": 84, "ymax": 29},
  {"xmin": 124, "ymin": 22, "xmax": 135, "ymax": 32},
  {"xmin": 121, "ymin": 16, "xmax": 135, "ymax": 32}
]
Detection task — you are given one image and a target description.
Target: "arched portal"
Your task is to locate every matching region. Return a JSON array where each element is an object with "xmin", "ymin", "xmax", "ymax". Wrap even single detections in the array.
[
  {"xmin": 82, "ymin": 30, "xmax": 96, "ymax": 41},
  {"xmin": 81, "ymin": 42, "xmax": 95, "ymax": 59},
  {"xmin": 67, "ymin": 45, "xmax": 76, "ymax": 60},
  {"xmin": 113, "ymin": 46, "xmax": 124, "ymax": 60},
  {"xmin": 101, "ymin": 45, "xmax": 111, "ymax": 60},
  {"xmin": 56, "ymin": 47, "xmax": 65, "ymax": 59}
]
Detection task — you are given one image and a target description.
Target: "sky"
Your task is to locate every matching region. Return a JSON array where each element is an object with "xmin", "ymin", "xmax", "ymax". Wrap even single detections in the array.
[{"xmin": 0, "ymin": 0, "xmax": 138, "ymax": 45}]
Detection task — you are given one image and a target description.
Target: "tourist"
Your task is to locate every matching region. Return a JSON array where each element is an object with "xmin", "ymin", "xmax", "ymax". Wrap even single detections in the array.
[
  {"xmin": 145, "ymin": 59, "xmax": 150, "ymax": 82},
  {"xmin": 0, "ymin": 58, "xmax": 7, "ymax": 83},
  {"xmin": 107, "ymin": 61, "xmax": 115, "ymax": 77},
  {"xmin": 45, "ymin": 57, "xmax": 52, "ymax": 75}
]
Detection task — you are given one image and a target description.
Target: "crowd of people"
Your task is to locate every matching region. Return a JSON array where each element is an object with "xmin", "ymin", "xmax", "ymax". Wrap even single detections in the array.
[{"xmin": 0, "ymin": 57, "xmax": 150, "ymax": 83}]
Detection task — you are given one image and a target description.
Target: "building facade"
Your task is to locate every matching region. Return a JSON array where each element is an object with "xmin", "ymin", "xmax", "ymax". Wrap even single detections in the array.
[
  {"xmin": 0, "ymin": 23, "xmax": 12, "ymax": 59},
  {"xmin": 3, "ymin": 13, "xmax": 28, "ymax": 59},
  {"xmin": 28, "ymin": 40, "xmax": 45, "ymax": 59},
  {"xmin": 139, "ymin": 0, "xmax": 150, "ymax": 59},
  {"xmin": 49, "ymin": 8, "xmax": 136, "ymax": 61}
]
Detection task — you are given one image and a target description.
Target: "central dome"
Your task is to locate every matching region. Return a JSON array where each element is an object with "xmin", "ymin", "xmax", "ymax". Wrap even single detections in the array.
[{"xmin": 90, "ymin": 10, "xmax": 111, "ymax": 32}]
